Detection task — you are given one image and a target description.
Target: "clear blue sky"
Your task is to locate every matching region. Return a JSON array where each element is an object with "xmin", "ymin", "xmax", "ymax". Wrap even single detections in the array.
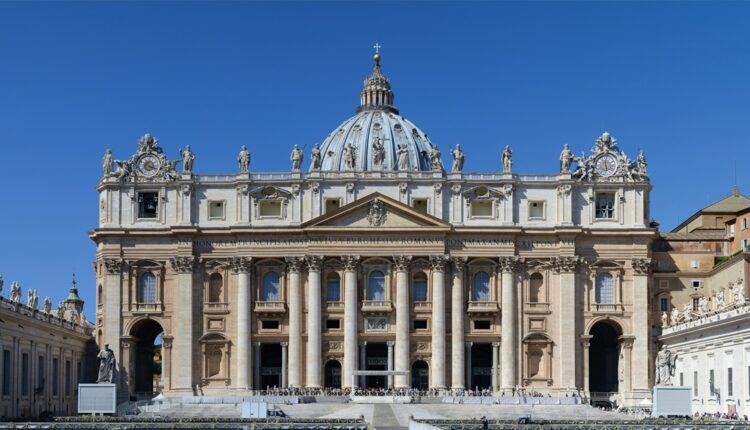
[{"xmin": 0, "ymin": 1, "xmax": 748, "ymax": 311}]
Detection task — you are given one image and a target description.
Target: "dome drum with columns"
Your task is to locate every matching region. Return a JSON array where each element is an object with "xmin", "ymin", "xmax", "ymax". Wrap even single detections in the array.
[{"xmin": 93, "ymin": 49, "xmax": 656, "ymax": 407}]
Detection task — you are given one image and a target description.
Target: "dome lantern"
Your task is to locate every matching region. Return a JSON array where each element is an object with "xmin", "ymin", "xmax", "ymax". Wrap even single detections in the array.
[{"xmin": 357, "ymin": 48, "xmax": 398, "ymax": 115}]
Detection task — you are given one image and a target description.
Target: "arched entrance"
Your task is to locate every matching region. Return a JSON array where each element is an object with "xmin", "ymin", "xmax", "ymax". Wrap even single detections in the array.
[
  {"xmin": 411, "ymin": 360, "xmax": 428, "ymax": 389},
  {"xmin": 130, "ymin": 319, "xmax": 164, "ymax": 398},
  {"xmin": 324, "ymin": 360, "xmax": 342, "ymax": 389},
  {"xmin": 589, "ymin": 321, "xmax": 621, "ymax": 394}
]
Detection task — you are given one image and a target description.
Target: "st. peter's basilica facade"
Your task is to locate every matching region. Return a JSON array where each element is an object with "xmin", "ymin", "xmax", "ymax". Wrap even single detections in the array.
[{"xmin": 91, "ymin": 52, "xmax": 655, "ymax": 407}]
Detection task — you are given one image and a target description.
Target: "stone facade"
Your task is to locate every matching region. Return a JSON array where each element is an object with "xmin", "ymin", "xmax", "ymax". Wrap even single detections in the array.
[{"xmin": 91, "ymin": 53, "xmax": 655, "ymax": 407}]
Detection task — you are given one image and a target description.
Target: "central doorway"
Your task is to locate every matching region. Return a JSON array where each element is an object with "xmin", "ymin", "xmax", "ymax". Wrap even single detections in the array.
[
  {"xmin": 470, "ymin": 343, "xmax": 492, "ymax": 390},
  {"xmin": 589, "ymin": 321, "xmax": 620, "ymax": 393},
  {"xmin": 411, "ymin": 360, "xmax": 429, "ymax": 389},
  {"xmin": 130, "ymin": 319, "xmax": 164, "ymax": 399},
  {"xmin": 365, "ymin": 343, "xmax": 387, "ymax": 389},
  {"xmin": 324, "ymin": 360, "xmax": 341, "ymax": 388},
  {"xmin": 259, "ymin": 343, "xmax": 282, "ymax": 389}
]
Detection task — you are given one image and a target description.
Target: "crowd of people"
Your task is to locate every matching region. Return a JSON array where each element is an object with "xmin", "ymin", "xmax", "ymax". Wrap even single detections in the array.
[
  {"xmin": 694, "ymin": 411, "xmax": 748, "ymax": 421},
  {"xmin": 242, "ymin": 385, "xmax": 583, "ymax": 400}
]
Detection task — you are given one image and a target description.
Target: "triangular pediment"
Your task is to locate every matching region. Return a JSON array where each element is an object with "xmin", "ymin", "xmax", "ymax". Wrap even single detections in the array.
[{"xmin": 303, "ymin": 192, "xmax": 451, "ymax": 231}]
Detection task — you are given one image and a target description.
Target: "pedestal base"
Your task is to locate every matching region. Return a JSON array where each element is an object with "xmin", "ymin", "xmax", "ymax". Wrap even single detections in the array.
[{"xmin": 652, "ymin": 385, "xmax": 691, "ymax": 417}]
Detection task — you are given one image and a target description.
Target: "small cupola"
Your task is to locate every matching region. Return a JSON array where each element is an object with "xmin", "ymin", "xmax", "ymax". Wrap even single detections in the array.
[{"xmin": 358, "ymin": 47, "xmax": 398, "ymax": 114}]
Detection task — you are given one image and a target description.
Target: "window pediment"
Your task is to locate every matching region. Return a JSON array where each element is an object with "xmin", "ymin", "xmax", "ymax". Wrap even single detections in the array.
[
  {"xmin": 249, "ymin": 186, "xmax": 292, "ymax": 200},
  {"xmin": 462, "ymin": 185, "xmax": 512, "ymax": 201}
]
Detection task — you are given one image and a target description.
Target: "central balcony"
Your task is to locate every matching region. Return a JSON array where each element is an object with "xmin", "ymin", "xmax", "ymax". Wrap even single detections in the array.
[
  {"xmin": 361, "ymin": 300, "xmax": 393, "ymax": 315},
  {"xmin": 254, "ymin": 301, "xmax": 286, "ymax": 313}
]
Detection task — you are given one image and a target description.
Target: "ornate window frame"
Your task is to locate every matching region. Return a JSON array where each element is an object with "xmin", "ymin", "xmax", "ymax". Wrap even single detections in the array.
[
  {"xmin": 522, "ymin": 333, "xmax": 553, "ymax": 387},
  {"xmin": 200, "ymin": 333, "xmax": 231, "ymax": 386},
  {"xmin": 363, "ymin": 259, "xmax": 392, "ymax": 302},
  {"xmin": 250, "ymin": 186, "xmax": 291, "ymax": 220},
  {"xmin": 588, "ymin": 260, "xmax": 624, "ymax": 312},
  {"xmin": 129, "ymin": 260, "xmax": 164, "ymax": 313}
]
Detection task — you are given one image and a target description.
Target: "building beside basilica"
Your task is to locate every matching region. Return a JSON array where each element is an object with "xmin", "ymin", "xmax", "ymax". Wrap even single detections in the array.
[{"xmin": 92, "ymin": 53, "xmax": 656, "ymax": 407}]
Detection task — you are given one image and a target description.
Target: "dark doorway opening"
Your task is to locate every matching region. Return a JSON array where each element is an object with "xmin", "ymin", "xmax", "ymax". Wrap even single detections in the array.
[
  {"xmin": 471, "ymin": 343, "xmax": 492, "ymax": 390},
  {"xmin": 131, "ymin": 319, "xmax": 164, "ymax": 399},
  {"xmin": 589, "ymin": 321, "xmax": 620, "ymax": 393},
  {"xmin": 259, "ymin": 343, "xmax": 282, "ymax": 389},
  {"xmin": 324, "ymin": 360, "xmax": 342, "ymax": 389},
  {"xmin": 411, "ymin": 360, "xmax": 429, "ymax": 389},
  {"xmin": 365, "ymin": 343, "xmax": 387, "ymax": 389}
]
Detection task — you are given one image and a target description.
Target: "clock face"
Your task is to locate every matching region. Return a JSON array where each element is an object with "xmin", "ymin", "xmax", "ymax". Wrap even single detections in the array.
[
  {"xmin": 595, "ymin": 154, "xmax": 618, "ymax": 177},
  {"xmin": 137, "ymin": 155, "xmax": 161, "ymax": 177}
]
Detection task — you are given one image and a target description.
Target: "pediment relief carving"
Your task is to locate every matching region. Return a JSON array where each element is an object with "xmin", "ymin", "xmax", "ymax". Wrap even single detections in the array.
[
  {"xmin": 462, "ymin": 185, "xmax": 512, "ymax": 201},
  {"xmin": 249, "ymin": 185, "xmax": 292, "ymax": 200}
]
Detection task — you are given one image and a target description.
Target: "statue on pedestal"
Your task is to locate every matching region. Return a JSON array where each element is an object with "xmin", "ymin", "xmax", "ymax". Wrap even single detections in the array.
[
  {"xmin": 179, "ymin": 146, "xmax": 195, "ymax": 173},
  {"xmin": 343, "ymin": 142, "xmax": 355, "ymax": 171},
  {"xmin": 397, "ymin": 143, "xmax": 409, "ymax": 171},
  {"xmin": 670, "ymin": 307, "xmax": 681, "ymax": 325},
  {"xmin": 682, "ymin": 302, "xmax": 693, "ymax": 321},
  {"xmin": 661, "ymin": 311, "xmax": 668, "ymax": 327},
  {"xmin": 559, "ymin": 144, "xmax": 573, "ymax": 173},
  {"xmin": 655, "ymin": 345, "xmax": 677, "ymax": 386},
  {"xmin": 290, "ymin": 144, "xmax": 303, "ymax": 171},
  {"xmin": 310, "ymin": 144, "xmax": 321, "ymax": 170},
  {"xmin": 43, "ymin": 296, "xmax": 51, "ymax": 314},
  {"xmin": 372, "ymin": 137, "xmax": 385, "ymax": 169},
  {"xmin": 733, "ymin": 284, "xmax": 746, "ymax": 305},
  {"xmin": 237, "ymin": 145, "xmax": 250, "ymax": 173},
  {"xmin": 102, "ymin": 149, "xmax": 114, "ymax": 177},
  {"xmin": 716, "ymin": 289, "xmax": 726, "ymax": 310},
  {"xmin": 451, "ymin": 144, "xmax": 464, "ymax": 173},
  {"xmin": 97, "ymin": 344, "xmax": 116, "ymax": 384},
  {"xmin": 9, "ymin": 282, "xmax": 20, "ymax": 303},
  {"xmin": 430, "ymin": 145, "xmax": 443, "ymax": 171},
  {"xmin": 501, "ymin": 145, "xmax": 512, "ymax": 173},
  {"xmin": 698, "ymin": 296, "xmax": 709, "ymax": 316}
]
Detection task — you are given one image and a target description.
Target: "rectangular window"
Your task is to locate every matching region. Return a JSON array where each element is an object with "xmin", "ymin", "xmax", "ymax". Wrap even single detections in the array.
[
  {"xmin": 743, "ymin": 218, "xmax": 748, "ymax": 229},
  {"xmin": 52, "ymin": 358, "xmax": 59, "ymax": 396},
  {"xmin": 658, "ymin": 279, "xmax": 669, "ymax": 289},
  {"xmin": 691, "ymin": 280, "xmax": 703, "ymax": 289},
  {"xmin": 657, "ymin": 260, "xmax": 671, "ymax": 271},
  {"xmin": 208, "ymin": 201, "xmax": 225, "ymax": 219},
  {"xmin": 65, "ymin": 360, "xmax": 71, "ymax": 396},
  {"xmin": 412, "ymin": 198, "xmax": 428, "ymax": 214},
  {"xmin": 413, "ymin": 319, "xmax": 428, "ymax": 330},
  {"xmin": 692, "ymin": 297, "xmax": 699, "ymax": 311},
  {"xmin": 413, "ymin": 279, "xmax": 428, "ymax": 302},
  {"xmin": 470, "ymin": 200, "xmax": 493, "ymax": 218},
  {"xmin": 21, "ymin": 353, "xmax": 29, "ymax": 396},
  {"xmin": 2, "ymin": 350, "xmax": 10, "ymax": 396},
  {"xmin": 680, "ymin": 372, "xmax": 684, "ymax": 387},
  {"xmin": 326, "ymin": 319, "xmax": 340, "ymax": 330},
  {"xmin": 694, "ymin": 371, "xmax": 698, "ymax": 396},
  {"xmin": 77, "ymin": 361, "xmax": 82, "ymax": 383},
  {"xmin": 528, "ymin": 201, "xmax": 545, "ymax": 220},
  {"xmin": 261, "ymin": 320, "xmax": 280, "ymax": 330},
  {"xmin": 326, "ymin": 279, "xmax": 341, "ymax": 302},
  {"xmin": 730, "ymin": 224, "xmax": 736, "ymax": 236},
  {"xmin": 473, "ymin": 320, "xmax": 491, "ymax": 330},
  {"xmin": 660, "ymin": 297, "xmax": 669, "ymax": 312},
  {"xmin": 38, "ymin": 355, "xmax": 45, "ymax": 395},
  {"xmin": 259, "ymin": 200, "xmax": 282, "ymax": 217},
  {"xmin": 743, "ymin": 239, "xmax": 749, "ymax": 251},
  {"xmin": 595, "ymin": 193, "xmax": 615, "ymax": 219},
  {"xmin": 325, "ymin": 198, "xmax": 341, "ymax": 214},
  {"xmin": 137, "ymin": 192, "xmax": 159, "ymax": 219},
  {"xmin": 728, "ymin": 367, "xmax": 733, "ymax": 397},
  {"xmin": 710, "ymin": 369, "xmax": 715, "ymax": 395},
  {"xmin": 690, "ymin": 260, "xmax": 699, "ymax": 269}
]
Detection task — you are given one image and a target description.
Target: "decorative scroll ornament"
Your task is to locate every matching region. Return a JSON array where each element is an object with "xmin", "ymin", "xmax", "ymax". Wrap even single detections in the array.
[
  {"xmin": 367, "ymin": 198, "xmax": 387, "ymax": 227},
  {"xmin": 631, "ymin": 258, "xmax": 652, "ymax": 275},
  {"xmin": 170, "ymin": 256, "xmax": 196, "ymax": 274},
  {"xmin": 111, "ymin": 133, "xmax": 182, "ymax": 183},
  {"xmin": 571, "ymin": 131, "xmax": 648, "ymax": 183}
]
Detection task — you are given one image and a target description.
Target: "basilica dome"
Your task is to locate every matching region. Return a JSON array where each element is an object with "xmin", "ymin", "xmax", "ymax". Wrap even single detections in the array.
[{"xmin": 313, "ymin": 54, "xmax": 435, "ymax": 172}]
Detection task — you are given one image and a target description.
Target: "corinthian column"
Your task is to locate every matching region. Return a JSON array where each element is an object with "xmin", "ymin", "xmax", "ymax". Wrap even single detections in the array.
[
  {"xmin": 286, "ymin": 257, "xmax": 304, "ymax": 388},
  {"xmin": 499, "ymin": 256, "xmax": 519, "ymax": 391},
  {"xmin": 342, "ymin": 256, "xmax": 360, "ymax": 389},
  {"xmin": 170, "ymin": 256, "xmax": 196, "ymax": 392},
  {"xmin": 430, "ymin": 255, "xmax": 448, "ymax": 389},
  {"xmin": 553, "ymin": 256, "xmax": 579, "ymax": 391},
  {"xmin": 451, "ymin": 258, "xmax": 466, "ymax": 390},
  {"xmin": 393, "ymin": 255, "xmax": 412, "ymax": 389},
  {"xmin": 631, "ymin": 258, "xmax": 652, "ymax": 394},
  {"xmin": 231, "ymin": 256, "xmax": 253, "ymax": 391},
  {"xmin": 306, "ymin": 256, "xmax": 323, "ymax": 388}
]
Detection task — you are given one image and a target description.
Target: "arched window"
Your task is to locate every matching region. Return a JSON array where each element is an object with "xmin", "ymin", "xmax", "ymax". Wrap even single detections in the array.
[
  {"xmin": 473, "ymin": 271, "xmax": 490, "ymax": 302},
  {"xmin": 413, "ymin": 273, "xmax": 428, "ymax": 302},
  {"xmin": 367, "ymin": 270, "xmax": 386, "ymax": 301},
  {"xmin": 595, "ymin": 272, "xmax": 614, "ymax": 304},
  {"xmin": 262, "ymin": 271, "xmax": 280, "ymax": 301},
  {"xmin": 208, "ymin": 273, "xmax": 223, "ymax": 303},
  {"xmin": 138, "ymin": 272, "xmax": 156, "ymax": 304},
  {"xmin": 327, "ymin": 273, "xmax": 341, "ymax": 302},
  {"xmin": 529, "ymin": 273, "xmax": 544, "ymax": 303},
  {"xmin": 97, "ymin": 284, "xmax": 103, "ymax": 305}
]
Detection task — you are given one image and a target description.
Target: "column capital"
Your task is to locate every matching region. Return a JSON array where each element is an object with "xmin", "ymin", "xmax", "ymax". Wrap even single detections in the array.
[
  {"xmin": 253, "ymin": 341, "xmax": 262, "ymax": 347},
  {"xmin": 492, "ymin": 342, "xmax": 501, "ymax": 348},
  {"xmin": 465, "ymin": 342, "xmax": 473, "ymax": 348},
  {"xmin": 552, "ymin": 256, "xmax": 580, "ymax": 274},
  {"xmin": 451, "ymin": 256, "xmax": 467, "ymax": 273},
  {"xmin": 229, "ymin": 256, "xmax": 253, "ymax": 274},
  {"xmin": 170, "ymin": 256, "xmax": 196, "ymax": 274},
  {"xmin": 498, "ymin": 256, "xmax": 521, "ymax": 273},
  {"xmin": 580, "ymin": 334, "xmax": 593, "ymax": 348},
  {"xmin": 393, "ymin": 255, "xmax": 412, "ymax": 272},
  {"xmin": 280, "ymin": 342, "xmax": 289, "ymax": 347},
  {"xmin": 305, "ymin": 256, "xmax": 323, "ymax": 272},
  {"xmin": 386, "ymin": 341, "xmax": 395, "ymax": 347},
  {"xmin": 103, "ymin": 258, "xmax": 124, "ymax": 274},
  {"xmin": 161, "ymin": 335, "xmax": 174, "ymax": 349},
  {"xmin": 342, "ymin": 255, "xmax": 361, "ymax": 271},
  {"xmin": 429, "ymin": 255, "xmax": 449, "ymax": 272},
  {"xmin": 285, "ymin": 257, "xmax": 305, "ymax": 273},
  {"xmin": 359, "ymin": 341, "xmax": 368, "ymax": 347},
  {"xmin": 631, "ymin": 258, "xmax": 652, "ymax": 275},
  {"xmin": 618, "ymin": 335, "xmax": 636, "ymax": 349}
]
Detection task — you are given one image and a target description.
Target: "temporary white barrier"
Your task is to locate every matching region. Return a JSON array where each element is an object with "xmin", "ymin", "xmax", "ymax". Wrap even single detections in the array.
[{"xmin": 78, "ymin": 383, "xmax": 117, "ymax": 414}]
